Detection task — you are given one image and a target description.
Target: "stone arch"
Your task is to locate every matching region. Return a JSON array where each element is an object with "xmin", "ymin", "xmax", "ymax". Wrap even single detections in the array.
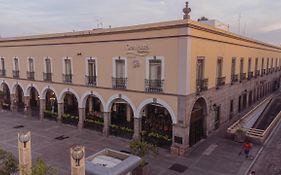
[
  {"xmin": 136, "ymin": 98, "xmax": 177, "ymax": 124},
  {"xmin": 0, "ymin": 80, "xmax": 11, "ymax": 92},
  {"xmin": 11, "ymin": 82, "xmax": 25, "ymax": 94},
  {"xmin": 24, "ymin": 83, "xmax": 40, "ymax": 97},
  {"xmin": 188, "ymin": 96, "xmax": 209, "ymax": 147},
  {"xmin": 79, "ymin": 90, "xmax": 105, "ymax": 110},
  {"xmin": 40, "ymin": 85, "xmax": 58, "ymax": 100},
  {"xmin": 105, "ymin": 94, "xmax": 136, "ymax": 117},
  {"xmin": 58, "ymin": 88, "xmax": 80, "ymax": 104}
]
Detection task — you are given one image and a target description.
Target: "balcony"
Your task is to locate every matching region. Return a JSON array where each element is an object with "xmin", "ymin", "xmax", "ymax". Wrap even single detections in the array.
[
  {"xmin": 247, "ymin": 72, "xmax": 253, "ymax": 80},
  {"xmin": 240, "ymin": 73, "xmax": 246, "ymax": 81},
  {"xmin": 85, "ymin": 75, "xmax": 97, "ymax": 86},
  {"xmin": 112, "ymin": 77, "xmax": 127, "ymax": 89},
  {"xmin": 196, "ymin": 78, "xmax": 208, "ymax": 93},
  {"xmin": 216, "ymin": 76, "xmax": 226, "ymax": 88},
  {"xmin": 255, "ymin": 70, "xmax": 260, "ymax": 78},
  {"xmin": 43, "ymin": 72, "xmax": 52, "ymax": 81},
  {"xmin": 12, "ymin": 70, "xmax": 20, "ymax": 78},
  {"xmin": 145, "ymin": 79, "xmax": 164, "ymax": 93},
  {"xmin": 0, "ymin": 69, "xmax": 6, "ymax": 77},
  {"xmin": 231, "ymin": 74, "xmax": 238, "ymax": 84},
  {"xmin": 63, "ymin": 74, "xmax": 72, "ymax": 83},
  {"xmin": 261, "ymin": 69, "xmax": 266, "ymax": 76},
  {"xmin": 27, "ymin": 71, "xmax": 35, "ymax": 80}
]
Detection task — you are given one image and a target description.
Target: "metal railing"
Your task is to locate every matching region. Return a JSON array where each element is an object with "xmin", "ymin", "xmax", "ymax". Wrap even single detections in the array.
[
  {"xmin": 12, "ymin": 70, "xmax": 20, "ymax": 78},
  {"xmin": 216, "ymin": 76, "xmax": 226, "ymax": 87},
  {"xmin": 231, "ymin": 74, "xmax": 238, "ymax": 84},
  {"xmin": 255, "ymin": 70, "xmax": 260, "ymax": 78},
  {"xmin": 112, "ymin": 77, "xmax": 127, "ymax": 89},
  {"xmin": 247, "ymin": 72, "xmax": 253, "ymax": 80},
  {"xmin": 196, "ymin": 78, "xmax": 208, "ymax": 93},
  {"xmin": 145, "ymin": 79, "xmax": 164, "ymax": 93},
  {"xmin": 85, "ymin": 75, "xmax": 97, "ymax": 86},
  {"xmin": 27, "ymin": 71, "xmax": 35, "ymax": 80},
  {"xmin": 0, "ymin": 69, "xmax": 6, "ymax": 77},
  {"xmin": 43, "ymin": 72, "xmax": 52, "ymax": 81},
  {"xmin": 63, "ymin": 74, "xmax": 72, "ymax": 83},
  {"xmin": 240, "ymin": 73, "xmax": 246, "ymax": 81}
]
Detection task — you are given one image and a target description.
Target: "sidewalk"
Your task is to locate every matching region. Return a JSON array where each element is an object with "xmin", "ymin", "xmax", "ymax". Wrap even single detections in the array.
[{"xmin": 0, "ymin": 111, "xmax": 259, "ymax": 175}]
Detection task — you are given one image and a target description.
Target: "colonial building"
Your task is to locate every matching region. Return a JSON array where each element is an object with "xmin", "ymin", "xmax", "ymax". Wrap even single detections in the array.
[{"xmin": 0, "ymin": 5, "xmax": 280, "ymax": 155}]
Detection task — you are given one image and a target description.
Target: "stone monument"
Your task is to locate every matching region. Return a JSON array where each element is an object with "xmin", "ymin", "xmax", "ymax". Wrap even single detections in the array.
[
  {"xmin": 70, "ymin": 145, "xmax": 85, "ymax": 175},
  {"xmin": 18, "ymin": 131, "xmax": 32, "ymax": 175}
]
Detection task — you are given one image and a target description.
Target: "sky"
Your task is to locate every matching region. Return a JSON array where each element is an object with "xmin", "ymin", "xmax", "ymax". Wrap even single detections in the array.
[{"xmin": 0, "ymin": 0, "xmax": 280, "ymax": 46}]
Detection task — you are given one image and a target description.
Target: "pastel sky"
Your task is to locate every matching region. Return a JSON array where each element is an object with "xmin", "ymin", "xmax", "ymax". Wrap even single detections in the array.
[{"xmin": 0, "ymin": 0, "xmax": 280, "ymax": 46}]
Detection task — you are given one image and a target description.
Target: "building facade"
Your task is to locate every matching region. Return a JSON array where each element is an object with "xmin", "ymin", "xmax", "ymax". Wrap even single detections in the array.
[{"xmin": 0, "ymin": 19, "xmax": 280, "ymax": 155}]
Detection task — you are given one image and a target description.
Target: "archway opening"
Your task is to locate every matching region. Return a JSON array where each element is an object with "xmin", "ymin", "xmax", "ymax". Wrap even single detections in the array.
[
  {"xmin": 62, "ymin": 93, "xmax": 79, "ymax": 126},
  {"xmin": 15, "ymin": 85, "xmax": 24, "ymax": 112},
  {"xmin": 29, "ymin": 87, "xmax": 40, "ymax": 117},
  {"xmin": 84, "ymin": 95, "xmax": 103, "ymax": 132},
  {"xmin": 0, "ymin": 83, "xmax": 10, "ymax": 110},
  {"xmin": 109, "ymin": 99, "xmax": 134, "ymax": 139},
  {"xmin": 140, "ymin": 103, "xmax": 173, "ymax": 148},
  {"xmin": 44, "ymin": 89, "xmax": 58, "ymax": 121},
  {"xmin": 189, "ymin": 98, "xmax": 207, "ymax": 147}
]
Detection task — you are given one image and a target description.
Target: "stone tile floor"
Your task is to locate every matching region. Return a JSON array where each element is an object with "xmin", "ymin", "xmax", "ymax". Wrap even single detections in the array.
[{"xmin": 0, "ymin": 111, "xmax": 262, "ymax": 175}]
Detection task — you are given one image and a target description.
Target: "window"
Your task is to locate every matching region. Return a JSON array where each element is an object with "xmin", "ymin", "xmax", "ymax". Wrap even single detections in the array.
[
  {"xmin": 44, "ymin": 57, "xmax": 52, "ymax": 81},
  {"xmin": 255, "ymin": 58, "xmax": 259, "ymax": 77},
  {"xmin": 0, "ymin": 57, "xmax": 5, "ymax": 76},
  {"xmin": 261, "ymin": 58, "xmax": 264, "ymax": 75},
  {"xmin": 266, "ymin": 58, "xmax": 269, "ymax": 72},
  {"xmin": 149, "ymin": 59, "xmax": 161, "ymax": 81},
  {"xmin": 216, "ymin": 58, "xmax": 225, "ymax": 87},
  {"xmin": 248, "ymin": 58, "xmax": 252, "ymax": 79},
  {"xmin": 197, "ymin": 58, "xmax": 204, "ymax": 81},
  {"xmin": 86, "ymin": 57, "xmax": 97, "ymax": 86},
  {"xmin": 240, "ymin": 58, "xmax": 245, "ymax": 80},
  {"xmin": 275, "ymin": 58, "xmax": 278, "ymax": 70},
  {"xmin": 63, "ymin": 57, "xmax": 72, "ymax": 83},
  {"xmin": 27, "ymin": 57, "xmax": 35, "ymax": 80},
  {"xmin": 112, "ymin": 57, "xmax": 127, "ymax": 89},
  {"xmin": 13, "ymin": 57, "xmax": 19, "ymax": 78},
  {"xmin": 231, "ymin": 58, "xmax": 237, "ymax": 83},
  {"xmin": 196, "ymin": 57, "xmax": 208, "ymax": 92}
]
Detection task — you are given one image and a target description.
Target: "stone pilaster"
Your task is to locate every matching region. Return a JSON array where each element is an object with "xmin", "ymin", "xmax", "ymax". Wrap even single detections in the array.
[
  {"xmin": 103, "ymin": 112, "xmax": 110, "ymax": 137},
  {"xmin": 170, "ymin": 124, "xmax": 189, "ymax": 156},
  {"xmin": 39, "ymin": 99, "xmax": 46, "ymax": 121},
  {"xmin": 78, "ymin": 108, "xmax": 85, "ymax": 130},
  {"xmin": 10, "ymin": 94, "xmax": 16, "ymax": 112},
  {"xmin": 133, "ymin": 117, "xmax": 141, "ymax": 140},
  {"xmin": 18, "ymin": 131, "xmax": 32, "ymax": 175},
  {"xmin": 126, "ymin": 104, "xmax": 132, "ymax": 122},
  {"xmin": 57, "ymin": 103, "xmax": 64, "ymax": 124},
  {"xmin": 24, "ymin": 96, "xmax": 30, "ymax": 117}
]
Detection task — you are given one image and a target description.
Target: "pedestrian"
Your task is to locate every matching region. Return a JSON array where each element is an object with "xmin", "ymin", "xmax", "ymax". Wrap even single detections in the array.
[{"xmin": 243, "ymin": 141, "xmax": 253, "ymax": 158}]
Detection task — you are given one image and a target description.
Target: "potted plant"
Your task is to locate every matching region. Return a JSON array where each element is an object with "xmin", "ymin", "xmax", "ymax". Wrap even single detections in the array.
[
  {"xmin": 234, "ymin": 120, "xmax": 247, "ymax": 143},
  {"xmin": 130, "ymin": 139, "xmax": 158, "ymax": 175}
]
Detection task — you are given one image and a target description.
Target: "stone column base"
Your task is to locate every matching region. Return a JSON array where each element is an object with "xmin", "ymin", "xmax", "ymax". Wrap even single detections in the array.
[{"xmin": 170, "ymin": 144, "xmax": 188, "ymax": 156}]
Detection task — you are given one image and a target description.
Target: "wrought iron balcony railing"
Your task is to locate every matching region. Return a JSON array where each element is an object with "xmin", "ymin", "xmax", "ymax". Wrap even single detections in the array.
[
  {"xmin": 12, "ymin": 70, "xmax": 20, "ymax": 78},
  {"xmin": 63, "ymin": 74, "xmax": 72, "ymax": 83},
  {"xmin": 0, "ymin": 69, "xmax": 6, "ymax": 77},
  {"xmin": 216, "ymin": 76, "xmax": 226, "ymax": 88},
  {"xmin": 85, "ymin": 75, "xmax": 97, "ymax": 86},
  {"xmin": 145, "ymin": 79, "xmax": 164, "ymax": 93},
  {"xmin": 261, "ymin": 69, "xmax": 266, "ymax": 76},
  {"xmin": 43, "ymin": 72, "xmax": 52, "ymax": 81},
  {"xmin": 27, "ymin": 71, "xmax": 35, "ymax": 80},
  {"xmin": 196, "ymin": 78, "xmax": 208, "ymax": 93},
  {"xmin": 247, "ymin": 72, "xmax": 253, "ymax": 80},
  {"xmin": 231, "ymin": 74, "xmax": 238, "ymax": 84},
  {"xmin": 112, "ymin": 77, "xmax": 127, "ymax": 89},
  {"xmin": 255, "ymin": 70, "xmax": 260, "ymax": 78},
  {"xmin": 240, "ymin": 73, "xmax": 246, "ymax": 81}
]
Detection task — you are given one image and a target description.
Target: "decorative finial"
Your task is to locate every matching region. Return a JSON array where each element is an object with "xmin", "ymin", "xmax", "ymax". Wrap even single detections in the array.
[{"xmin": 183, "ymin": 1, "xmax": 191, "ymax": 19}]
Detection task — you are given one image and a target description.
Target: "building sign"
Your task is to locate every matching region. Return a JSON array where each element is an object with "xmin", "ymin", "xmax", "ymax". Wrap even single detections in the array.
[{"xmin": 126, "ymin": 44, "xmax": 149, "ymax": 57}]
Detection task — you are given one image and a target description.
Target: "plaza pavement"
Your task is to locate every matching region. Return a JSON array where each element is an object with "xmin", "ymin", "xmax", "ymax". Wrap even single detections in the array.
[{"xmin": 0, "ymin": 110, "xmax": 262, "ymax": 175}]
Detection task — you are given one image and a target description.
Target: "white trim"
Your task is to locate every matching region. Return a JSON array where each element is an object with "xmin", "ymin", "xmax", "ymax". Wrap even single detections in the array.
[
  {"xmin": 112, "ymin": 57, "xmax": 127, "ymax": 78},
  {"xmin": 40, "ymin": 85, "xmax": 58, "ymax": 100},
  {"xmin": 24, "ymin": 83, "xmax": 40, "ymax": 97},
  {"xmin": 136, "ymin": 98, "xmax": 177, "ymax": 124},
  {"xmin": 62, "ymin": 56, "xmax": 73, "ymax": 74},
  {"xmin": 43, "ymin": 56, "xmax": 53, "ymax": 73},
  {"xmin": 0, "ymin": 80, "xmax": 11, "ymax": 92},
  {"xmin": 11, "ymin": 81, "xmax": 24, "ymax": 94},
  {"xmin": 13, "ymin": 57, "xmax": 20, "ymax": 71},
  {"xmin": 85, "ymin": 56, "xmax": 98, "ymax": 85},
  {"xmin": 58, "ymin": 87, "xmax": 80, "ymax": 103},
  {"xmin": 27, "ymin": 56, "xmax": 35, "ymax": 72},
  {"xmin": 79, "ymin": 90, "xmax": 105, "ymax": 110},
  {"xmin": 145, "ymin": 56, "xmax": 165, "ymax": 80},
  {"xmin": 105, "ymin": 94, "xmax": 136, "ymax": 117}
]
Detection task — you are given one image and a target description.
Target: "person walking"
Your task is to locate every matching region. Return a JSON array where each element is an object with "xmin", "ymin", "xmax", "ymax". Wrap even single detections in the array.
[{"xmin": 243, "ymin": 141, "xmax": 253, "ymax": 158}]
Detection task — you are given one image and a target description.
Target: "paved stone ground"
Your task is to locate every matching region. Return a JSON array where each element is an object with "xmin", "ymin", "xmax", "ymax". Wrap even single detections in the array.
[
  {"xmin": 0, "ymin": 111, "xmax": 264, "ymax": 175},
  {"xmin": 250, "ymin": 116, "xmax": 281, "ymax": 175}
]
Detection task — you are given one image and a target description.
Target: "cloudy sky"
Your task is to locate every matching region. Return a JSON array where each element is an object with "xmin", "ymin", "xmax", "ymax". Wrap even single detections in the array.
[{"xmin": 0, "ymin": 0, "xmax": 280, "ymax": 46}]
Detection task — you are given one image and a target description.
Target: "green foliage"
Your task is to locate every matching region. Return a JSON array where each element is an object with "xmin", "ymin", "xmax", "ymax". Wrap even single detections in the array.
[
  {"xmin": 44, "ymin": 110, "xmax": 57, "ymax": 116},
  {"xmin": 32, "ymin": 158, "xmax": 58, "ymax": 175},
  {"xmin": 0, "ymin": 147, "xmax": 18, "ymax": 175},
  {"xmin": 129, "ymin": 140, "xmax": 158, "ymax": 167}
]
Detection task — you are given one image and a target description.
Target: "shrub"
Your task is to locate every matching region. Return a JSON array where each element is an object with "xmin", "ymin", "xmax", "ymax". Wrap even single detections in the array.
[
  {"xmin": 32, "ymin": 158, "xmax": 58, "ymax": 175},
  {"xmin": 0, "ymin": 147, "xmax": 18, "ymax": 175}
]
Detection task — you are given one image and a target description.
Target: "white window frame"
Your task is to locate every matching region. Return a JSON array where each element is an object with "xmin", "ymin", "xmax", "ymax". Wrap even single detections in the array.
[
  {"xmin": 27, "ymin": 56, "xmax": 35, "ymax": 72},
  {"xmin": 145, "ymin": 56, "xmax": 165, "ymax": 80},
  {"xmin": 13, "ymin": 57, "xmax": 20, "ymax": 71},
  {"xmin": 112, "ymin": 56, "xmax": 127, "ymax": 78},
  {"xmin": 62, "ymin": 57, "xmax": 73, "ymax": 75},
  {"xmin": 85, "ymin": 56, "xmax": 98, "ymax": 85},
  {"xmin": 43, "ymin": 57, "xmax": 53, "ymax": 73}
]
